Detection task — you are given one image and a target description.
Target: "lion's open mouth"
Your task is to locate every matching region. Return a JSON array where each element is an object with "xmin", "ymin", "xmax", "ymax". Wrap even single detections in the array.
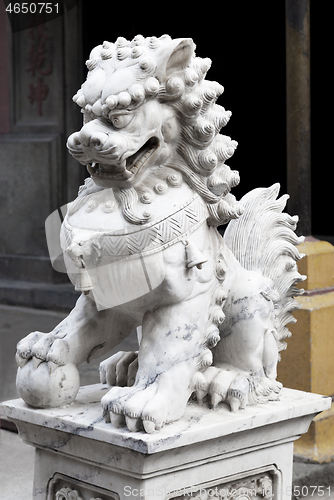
[{"xmin": 87, "ymin": 137, "xmax": 159, "ymax": 181}]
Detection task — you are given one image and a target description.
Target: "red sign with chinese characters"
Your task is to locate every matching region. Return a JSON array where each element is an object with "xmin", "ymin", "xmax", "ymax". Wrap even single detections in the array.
[{"xmin": 26, "ymin": 23, "xmax": 53, "ymax": 116}]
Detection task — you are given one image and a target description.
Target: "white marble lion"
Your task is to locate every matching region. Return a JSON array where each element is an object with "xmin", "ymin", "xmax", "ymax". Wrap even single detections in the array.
[{"xmin": 16, "ymin": 35, "xmax": 305, "ymax": 433}]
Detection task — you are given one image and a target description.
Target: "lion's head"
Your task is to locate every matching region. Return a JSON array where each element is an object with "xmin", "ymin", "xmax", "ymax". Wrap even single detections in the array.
[{"xmin": 67, "ymin": 35, "xmax": 243, "ymax": 226}]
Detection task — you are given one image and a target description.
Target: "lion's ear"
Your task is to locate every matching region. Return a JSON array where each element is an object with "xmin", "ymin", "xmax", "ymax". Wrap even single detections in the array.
[{"xmin": 155, "ymin": 38, "xmax": 194, "ymax": 82}]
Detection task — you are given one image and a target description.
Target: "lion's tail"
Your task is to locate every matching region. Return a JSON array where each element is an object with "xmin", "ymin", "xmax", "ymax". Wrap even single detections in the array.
[{"xmin": 222, "ymin": 183, "xmax": 306, "ymax": 353}]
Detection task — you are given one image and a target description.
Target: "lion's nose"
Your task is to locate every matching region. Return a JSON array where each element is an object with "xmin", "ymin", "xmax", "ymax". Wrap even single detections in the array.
[
  {"xmin": 67, "ymin": 130, "xmax": 109, "ymax": 150},
  {"xmin": 90, "ymin": 132, "xmax": 109, "ymax": 149},
  {"xmin": 67, "ymin": 132, "xmax": 82, "ymax": 150},
  {"xmin": 79, "ymin": 129, "xmax": 109, "ymax": 149},
  {"xmin": 67, "ymin": 119, "xmax": 112, "ymax": 151}
]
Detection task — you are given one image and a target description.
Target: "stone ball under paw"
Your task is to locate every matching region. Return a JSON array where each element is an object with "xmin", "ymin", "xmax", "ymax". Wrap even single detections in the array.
[{"xmin": 16, "ymin": 360, "xmax": 80, "ymax": 408}]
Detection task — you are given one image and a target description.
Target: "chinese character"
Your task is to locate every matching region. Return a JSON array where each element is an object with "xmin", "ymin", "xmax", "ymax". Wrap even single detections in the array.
[
  {"xmin": 27, "ymin": 24, "xmax": 53, "ymax": 77},
  {"xmin": 28, "ymin": 77, "xmax": 49, "ymax": 116},
  {"xmin": 26, "ymin": 23, "xmax": 53, "ymax": 115}
]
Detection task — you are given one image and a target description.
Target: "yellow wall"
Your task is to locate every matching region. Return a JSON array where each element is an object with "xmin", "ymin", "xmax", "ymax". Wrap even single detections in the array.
[{"xmin": 277, "ymin": 238, "xmax": 334, "ymax": 462}]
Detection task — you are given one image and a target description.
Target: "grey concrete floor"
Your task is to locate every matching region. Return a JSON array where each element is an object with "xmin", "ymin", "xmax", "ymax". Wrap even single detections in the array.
[
  {"xmin": 1, "ymin": 304, "xmax": 334, "ymax": 499},
  {"xmin": 0, "ymin": 429, "xmax": 34, "ymax": 500}
]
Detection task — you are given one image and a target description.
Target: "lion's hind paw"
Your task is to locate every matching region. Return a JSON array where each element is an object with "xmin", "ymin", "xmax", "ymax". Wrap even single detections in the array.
[
  {"xmin": 194, "ymin": 366, "xmax": 248, "ymax": 411},
  {"xmin": 99, "ymin": 351, "xmax": 138, "ymax": 387},
  {"xmin": 197, "ymin": 365, "xmax": 283, "ymax": 412}
]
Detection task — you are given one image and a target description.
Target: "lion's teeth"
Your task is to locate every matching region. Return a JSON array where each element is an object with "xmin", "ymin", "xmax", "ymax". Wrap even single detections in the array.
[
  {"xmin": 88, "ymin": 141, "xmax": 157, "ymax": 181},
  {"xmin": 128, "ymin": 144, "xmax": 155, "ymax": 174},
  {"xmin": 122, "ymin": 169, "xmax": 133, "ymax": 179}
]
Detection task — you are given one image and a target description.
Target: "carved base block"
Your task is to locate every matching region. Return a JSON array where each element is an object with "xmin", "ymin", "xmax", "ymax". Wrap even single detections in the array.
[{"xmin": 0, "ymin": 384, "xmax": 330, "ymax": 500}]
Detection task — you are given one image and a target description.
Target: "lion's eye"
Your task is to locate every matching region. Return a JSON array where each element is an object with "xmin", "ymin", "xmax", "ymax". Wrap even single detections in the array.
[{"xmin": 110, "ymin": 114, "xmax": 134, "ymax": 129}]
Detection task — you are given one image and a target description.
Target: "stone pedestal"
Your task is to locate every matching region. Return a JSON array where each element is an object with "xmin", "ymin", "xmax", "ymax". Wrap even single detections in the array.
[{"xmin": 0, "ymin": 384, "xmax": 330, "ymax": 500}]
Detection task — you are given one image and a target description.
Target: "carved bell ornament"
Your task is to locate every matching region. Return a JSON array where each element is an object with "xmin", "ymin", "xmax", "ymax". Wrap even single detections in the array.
[
  {"xmin": 74, "ymin": 258, "xmax": 94, "ymax": 293},
  {"xmin": 185, "ymin": 241, "xmax": 208, "ymax": 269}
]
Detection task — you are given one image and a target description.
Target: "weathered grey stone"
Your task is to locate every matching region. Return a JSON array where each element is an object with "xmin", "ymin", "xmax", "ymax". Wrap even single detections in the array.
[{"xmin": 0, "ymin": 279, "xmax": 79, "ymax": 310}]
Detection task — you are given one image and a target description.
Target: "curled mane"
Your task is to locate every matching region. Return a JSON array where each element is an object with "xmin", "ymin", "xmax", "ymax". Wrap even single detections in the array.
[
  {"xmin": 74, "ymin": 35, "xmax": 244, "ymax": 226},
  {"xmin": 165, "ymin": 69, "xmax": 243, "ymax": 226}
]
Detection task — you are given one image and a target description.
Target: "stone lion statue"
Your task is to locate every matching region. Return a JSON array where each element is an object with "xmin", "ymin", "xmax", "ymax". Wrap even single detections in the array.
[{"xmin": 16, "ymin": 35, "xmax": 305, "ymax": 433}]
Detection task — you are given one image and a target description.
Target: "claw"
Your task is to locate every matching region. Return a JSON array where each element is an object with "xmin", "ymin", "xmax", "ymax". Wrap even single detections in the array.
[
  {"xmin": 196, "ymin": 389, "xmax": 207, "ymax": 406},
  {"xmin": 16, "ymin": 347, "xmax": 31, "ymax": 359},
  {"xmin": 33, "ymin": 357, "xmax": 44, "ymax": 370},
  {"xmin": 16, "ymin": 331, "xmax": 44, "ymax": 358},
  {"xmin": 228, "ymin": 396, "xmax": 241, "ymax": 413},
  {"xmin": 125, "ymin": 415, "xmax": 142, "ymax": 432},
  {"xmin": 48, "ymin": 361, "xmax": 59, "ymax": 374},
  {"xmin": 224, "ymin": 374, "xmax": 249, "ymax": 411},
  {"xmin": 143, "ymin": 419, "xmax": 157, "ymax": 434},
  {"xmin": 210, "ymin": 391, "xmax": 223, "ymax": 409},
  {"xmin": 15, "ymin": 353, "xmax": 28, "ymax": 368},
  {"xmin": 102, "ymin": 407, "xmax": 111, "ymax": 423},
  {"xmin": 109, "ymin": 411, "xmax": 126, "ymax": 428}
]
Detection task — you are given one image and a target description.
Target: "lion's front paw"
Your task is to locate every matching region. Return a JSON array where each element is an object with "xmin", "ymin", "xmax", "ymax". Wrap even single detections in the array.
[
  {"xmin": 101, "ymin": 361, "xmax": 201, "ymax": 433},
  {"xmin": 15, "ymin": 330, "xmax": 82, "ymax": 409},
  {"xmin": 16, "ymin": 330, "xmax": 72, "ymax": 369},
  {"xmin": 16, "ymin": 359, "xmax": 80, "ymax": 408},
  {"xmin": 99, "ymin": 351, "xmax": 138, "ymax": 387},
  {"xmin": 101, "ymin": 383, "xmax": 160, "ymax": 433}
]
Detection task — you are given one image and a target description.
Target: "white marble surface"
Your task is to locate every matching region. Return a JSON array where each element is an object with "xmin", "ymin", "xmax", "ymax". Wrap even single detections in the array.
[{"xmin": 0, "ymin": 384, "xmax": 331, "ymax": 454}]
